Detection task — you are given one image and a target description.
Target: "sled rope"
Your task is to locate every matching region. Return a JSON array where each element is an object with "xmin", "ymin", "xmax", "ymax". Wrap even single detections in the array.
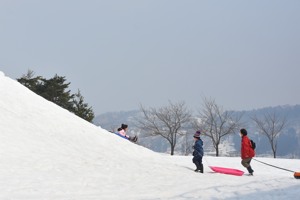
[
  {"xmin": 253, "ymin": 158, "xmax": 294, "ymax": 173},
  {"xmin": 204, "ymin": 155, "xmax": 211, "ymax": 166}
]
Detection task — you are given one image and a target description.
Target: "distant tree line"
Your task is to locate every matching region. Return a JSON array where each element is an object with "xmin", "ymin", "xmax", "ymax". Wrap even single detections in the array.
[
  {"xmin": 17, "ymin": 70, "xmax": 95, "ymax": 122},
  {"xmin": 138, "ymin": 98, "xmax": 288, "ymax": 157}
]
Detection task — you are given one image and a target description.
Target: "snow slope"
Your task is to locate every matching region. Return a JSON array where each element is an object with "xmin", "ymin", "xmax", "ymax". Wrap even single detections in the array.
[{"xmin": 0, "ymin": 71, "xmax": 299, "ymax": 199}]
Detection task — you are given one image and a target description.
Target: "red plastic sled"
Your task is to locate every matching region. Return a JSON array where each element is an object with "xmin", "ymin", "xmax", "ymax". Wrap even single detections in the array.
[{"xmin": 209, "ymin": 166, "xmax": 244, "ymax": 176}]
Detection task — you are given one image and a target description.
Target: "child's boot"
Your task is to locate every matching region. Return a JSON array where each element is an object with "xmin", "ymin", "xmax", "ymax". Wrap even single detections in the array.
[
  {"xmin": 200, "ymin": 164, "xmax": 204, "ymax": 173},
  {"xmin": 247, "ymin": 166, "xmax": 254, "ymax": 175}
]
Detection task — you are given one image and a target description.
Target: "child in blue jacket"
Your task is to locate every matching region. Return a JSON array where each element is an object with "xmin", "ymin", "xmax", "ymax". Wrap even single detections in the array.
[{"xmin": 192, "ymin": 131, "xmax": 204, "ymax": 173}]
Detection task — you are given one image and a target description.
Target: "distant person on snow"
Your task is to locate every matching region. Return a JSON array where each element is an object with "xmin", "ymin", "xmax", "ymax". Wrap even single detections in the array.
[
  {"xmin": 192, "ymin": 131, "xmax": 204, "ymax": 173},
  {"xmin": 240, "ymin": 128, "xmax": 255, "ymax": 175},
  {"xmin": 118, "ymin": 124, "xmax": 138, "ymax": 142}
]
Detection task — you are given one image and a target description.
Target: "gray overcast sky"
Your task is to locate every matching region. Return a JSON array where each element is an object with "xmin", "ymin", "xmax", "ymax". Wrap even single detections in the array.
[{"xmin": 1, "ymin": 0, "xmax": 300, "ymax": 115}]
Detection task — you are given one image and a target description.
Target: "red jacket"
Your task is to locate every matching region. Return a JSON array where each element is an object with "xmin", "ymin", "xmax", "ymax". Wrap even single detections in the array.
[{"xmin": 241, "ymin": 135, "xmax": 255, "ymax": 159}]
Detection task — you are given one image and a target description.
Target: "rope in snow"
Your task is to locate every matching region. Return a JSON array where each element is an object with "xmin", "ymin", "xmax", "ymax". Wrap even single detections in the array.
[{"xmin": 253, "ymin": 158, "xmax": 294, "ymax": 173}]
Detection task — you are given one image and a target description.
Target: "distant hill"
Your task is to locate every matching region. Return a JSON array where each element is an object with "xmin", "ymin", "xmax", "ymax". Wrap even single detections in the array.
[
  {"xmin": 93, "ymin": 110, "xmax": 140, "ymax": 132},
  {"xmin": 93, "ymin": 105, "xmax": 300, "ymax": 158}
]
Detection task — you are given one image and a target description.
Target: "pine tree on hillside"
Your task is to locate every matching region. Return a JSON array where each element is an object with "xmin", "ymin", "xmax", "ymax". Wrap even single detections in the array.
[
  {"xmin": 40, "ymin": 74, "xmax": 74, "ymax": 111},
  {"xmin": 72, "ymin": 90, "xmax": 95, "ymax": 122},
  {"xmin": 17, "ymin": 70, "xmax": 95, "ymax": 122},
  {"xmin": 17, "ymin": 70, "xmax": 43, "ymax": 93}
]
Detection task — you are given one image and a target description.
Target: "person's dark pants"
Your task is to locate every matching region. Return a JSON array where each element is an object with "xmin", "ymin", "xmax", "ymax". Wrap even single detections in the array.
[
  {"xmin": 241, "ymin": 158, "xmax": 254, "ymax": 174},
  {"xmin": 193, "ymin": 155, "xmax": 203, "ymax": 173}
]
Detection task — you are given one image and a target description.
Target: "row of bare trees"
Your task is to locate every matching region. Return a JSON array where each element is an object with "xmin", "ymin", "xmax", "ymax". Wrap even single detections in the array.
[{"xmin": 137, "ymin": 98, "xmax": 287, "ymax": 158}]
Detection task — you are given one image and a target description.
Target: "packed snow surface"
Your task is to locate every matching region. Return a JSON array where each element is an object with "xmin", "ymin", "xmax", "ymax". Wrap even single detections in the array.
[{"xmin": 0, "ymin": 71, "xmax": 299, "ymax": 199}]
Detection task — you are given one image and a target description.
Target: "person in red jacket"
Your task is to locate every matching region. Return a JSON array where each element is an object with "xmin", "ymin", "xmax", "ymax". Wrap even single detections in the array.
[{"xmin": 240, "ymin": 128, "xmax": 255, "ymax": 175}]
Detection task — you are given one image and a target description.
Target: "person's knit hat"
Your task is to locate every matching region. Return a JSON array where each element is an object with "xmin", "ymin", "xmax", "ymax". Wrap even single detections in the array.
[
  {"xmin": 193, "ymin": 130, "xmax": 201, "ymax": 138},
  {"xmin": 121, "ymin": 124, "xmax": 128, "ymax": 129},
  {"xmin": 240, "ymin": 128, "xmax": 247, "ymax": 136}
]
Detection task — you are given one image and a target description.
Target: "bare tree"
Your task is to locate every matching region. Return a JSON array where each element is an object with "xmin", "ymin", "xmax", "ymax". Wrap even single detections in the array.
[
  {"xmin": 193, "ymin": 98, "xmax": 243, "ymax": 157},
  {"xmin": 251, "ymin": 111, "xmax": 287, "ymax": 158},
  {"xmin": 138, "ymin": 101, "xmax": 192, "ymax": 155}
]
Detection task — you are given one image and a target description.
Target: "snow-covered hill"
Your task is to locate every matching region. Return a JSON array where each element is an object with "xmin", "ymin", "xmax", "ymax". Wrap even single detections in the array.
[{"xmin": 0, "ymin": 71, "xmax": 299, "ymax": 199}]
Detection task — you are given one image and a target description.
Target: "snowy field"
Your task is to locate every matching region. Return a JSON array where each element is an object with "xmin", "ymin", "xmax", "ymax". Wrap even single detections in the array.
[{"xmin": 0, "ymin": 71, "xmax": 299, "ymax": 200}]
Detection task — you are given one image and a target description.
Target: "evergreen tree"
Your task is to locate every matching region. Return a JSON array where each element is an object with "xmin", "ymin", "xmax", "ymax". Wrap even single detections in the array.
[
  {"xmin": 17, "ymin": 70, "xmax": 95, "ymax": 122},
  {"xmin": 72, "ymin": 90, "xmax": 95, "ymax": 122},
  {"xmin": 40, "ymin": 74, "xmax": 74, "ymax": 111},
  {"xmin": 17, "ymin": 70, "xmax": 43, "ymax": 93}
]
